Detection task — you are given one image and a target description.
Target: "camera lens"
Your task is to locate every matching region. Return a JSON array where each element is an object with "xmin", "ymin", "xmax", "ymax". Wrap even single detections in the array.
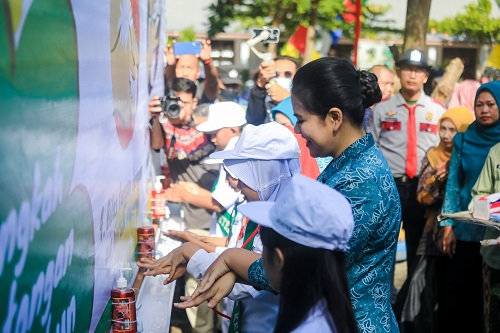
[
  {"xmin": 166, "ymin": 102, "xmax": 181, "ymax": 118},
  {"xmin": 159, "ymin": 95, "xmax": 181, "ymax": 119}
]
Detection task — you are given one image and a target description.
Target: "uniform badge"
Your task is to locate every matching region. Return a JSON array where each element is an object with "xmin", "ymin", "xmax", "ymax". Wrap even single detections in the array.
[
  {"xmin": 386, "ymin": 111, "xmax": 397, "ymax": 117},
  {"xmin": 425, "ymin": 112, "xmax": 433, "ymax": 121}
]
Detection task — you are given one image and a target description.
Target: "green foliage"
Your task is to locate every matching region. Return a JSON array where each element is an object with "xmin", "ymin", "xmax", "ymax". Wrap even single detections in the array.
[
  {"xmin": 206, "ymin": 0, "xmax": 398, "ymax": 40},
  {"xmin": 429, "ymin": 0, "xmax": 500, "ymax": 42},
  {"xmin": 178, "ymin": 26, "xmax": 197, "ymax": 42}
]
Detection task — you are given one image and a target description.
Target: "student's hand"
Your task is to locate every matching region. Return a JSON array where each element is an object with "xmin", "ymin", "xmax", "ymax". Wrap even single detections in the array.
[
  {"xmin": 266, "ymin": 81, "xmax": 290, "ymax": 103},
  {"xmin": 188, "ymin": 250, "xmax": 233, "ymax": 297},
  {"xmin": 164, "ymin": 184, "xmax": 187, "ymax": 202},
  {"xmin": 177, "ymin": 181, "xmax": 202, "ymax": 195},
  {"xmin": 256, "ymin": 61, "xmax": 276, "ymax": 87},
  {"xmin": 149, "ymin": 96, "xmax": 163, "ymax": 118},
  {"xmin": 441, "ymin": 226, "xmax": 456, "ymax": 257},
  {"xmin": 137, "ymin": 245, "xmax": 187, "ymax": 284},
  {"xmin": 137, "ymin": 243, "xmax": 201, "ymax": 284},
  {"xmin": 166, "ymin": 230, "xmax": 201, "ymax": 243},
  {"xmin": 174, "ymin": 271, "xmax": 237, "ymax": 309}
]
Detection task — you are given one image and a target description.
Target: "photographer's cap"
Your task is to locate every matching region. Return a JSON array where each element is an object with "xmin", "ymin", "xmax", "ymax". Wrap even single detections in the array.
[
  {"xmin": 238, "ymin": 174, "xmax": 354, "ymax": 251},
  {"xmin": 196, "ymin": 102, "xmax": 246, "ymax": 133},
  {"xmin": 209, "ymin": 122, "xmax": 300, "ymax": 160},
  {"xmin": 396, "ymin": 49, "xmax": 431, "ymax": 69}
]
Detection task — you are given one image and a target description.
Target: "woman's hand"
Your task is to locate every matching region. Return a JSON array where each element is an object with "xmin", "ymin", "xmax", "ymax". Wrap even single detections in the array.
[
  {"xmin": 174, "ymin": 271, "xmax": 237, "ymax": 309},
  {"xmin": 441, "ymin": 226, "xmax": 456, "ymax": 257}
]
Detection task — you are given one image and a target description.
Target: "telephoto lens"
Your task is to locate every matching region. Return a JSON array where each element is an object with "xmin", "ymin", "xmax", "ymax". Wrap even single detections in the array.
[{"xmin": 159, "ymin": 94, "xmax": 181, "ymax": 118}]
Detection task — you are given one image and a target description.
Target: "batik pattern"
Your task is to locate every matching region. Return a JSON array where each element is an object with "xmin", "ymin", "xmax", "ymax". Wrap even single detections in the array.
[{"xmin": 317, "ymin": 134, "xmax": 401, "ymax": 333}]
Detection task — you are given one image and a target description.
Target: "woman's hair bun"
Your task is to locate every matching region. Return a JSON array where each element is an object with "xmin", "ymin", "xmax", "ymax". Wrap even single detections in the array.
[{"xmin": 358, "ymin": 70, "xmax": 382, "ymax": 109}]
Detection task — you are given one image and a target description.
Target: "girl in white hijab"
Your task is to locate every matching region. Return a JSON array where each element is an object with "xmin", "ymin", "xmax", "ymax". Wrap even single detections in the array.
[{"xmin": 138, "ymin": 122, "xmax": 302, "ymax": 333}]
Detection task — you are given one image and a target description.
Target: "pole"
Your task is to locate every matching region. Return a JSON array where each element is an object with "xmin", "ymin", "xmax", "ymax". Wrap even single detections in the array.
[{"xmin": 352, "ymin": 0, "xmax": 362, "ymax": 67}]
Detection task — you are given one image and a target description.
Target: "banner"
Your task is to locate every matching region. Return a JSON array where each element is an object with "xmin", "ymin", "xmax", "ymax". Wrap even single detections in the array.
[{"xmin": 0, "ymin": 0, "xmax": 165, "ymax": 331}]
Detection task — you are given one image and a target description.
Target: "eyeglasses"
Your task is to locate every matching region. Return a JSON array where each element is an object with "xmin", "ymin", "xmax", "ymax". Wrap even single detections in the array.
[{"xmin": 275, "ymin": 70, "xmax": 294, "ymax": 78}]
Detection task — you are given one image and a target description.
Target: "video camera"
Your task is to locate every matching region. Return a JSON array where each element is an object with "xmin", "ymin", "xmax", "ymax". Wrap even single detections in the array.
[
  {"xmin": 247, "ymin": 27, "xmax": 280, "ymax": 61},
  {"xmin": 159, "ymin": 93, "xmax": 181, "ymax": 118}
]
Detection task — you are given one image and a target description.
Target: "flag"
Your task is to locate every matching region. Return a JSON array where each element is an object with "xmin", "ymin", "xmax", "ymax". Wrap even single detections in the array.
[
  {"xmin": 342, "ymin": 0, "xmax": 357, "ymax": 23},
  {"xmin": 486, "ymin": 44, "xmax": 500, "ymax": 70},
  {"xmin": 280, "ymin": 24, "xmax": 321, "ymax": 60},
  {"xmin": 342, "ymin": 0, "xmax": 367, "ymax": 23}
]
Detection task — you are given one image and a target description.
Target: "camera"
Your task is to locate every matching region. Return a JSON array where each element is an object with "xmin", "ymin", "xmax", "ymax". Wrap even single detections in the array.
[{"xmin": 159, "ymin": 94, "xmax": 181, "ymax": 118}]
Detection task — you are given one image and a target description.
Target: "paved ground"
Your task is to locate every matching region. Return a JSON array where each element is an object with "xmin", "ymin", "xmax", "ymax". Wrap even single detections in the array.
[{"xmin": 394, "ymin": 261, "xmax": 407, "ymax": 291}]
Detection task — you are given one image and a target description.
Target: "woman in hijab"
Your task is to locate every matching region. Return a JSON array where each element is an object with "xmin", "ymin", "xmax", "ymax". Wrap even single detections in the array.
[
  {"xmin": 394, "ymin": 107, "xmax": 474, "ymax": 332},
  {"xmin": 440, "ymin": 81, "xmax": 500, "ymax": 332}
]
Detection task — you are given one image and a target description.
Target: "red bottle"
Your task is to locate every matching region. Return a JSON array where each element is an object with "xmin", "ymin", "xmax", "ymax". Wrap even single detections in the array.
[
  {"xmin": 111, "ymin": 268, "xmax": 137, "ymax": 333},
  {"xmin": 151, "ymin": 175, "xmax": 166, "ymax": 219},
  {"xmin": 137, "ymin": 224, "xmax": 155, "ymax": 260}
]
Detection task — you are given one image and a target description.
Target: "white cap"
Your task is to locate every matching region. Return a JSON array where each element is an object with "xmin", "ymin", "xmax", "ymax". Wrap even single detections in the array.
[
  {"xmin": 204, "ymin": 136, "xmax": 240, "ymax": 165},
  {"xmin": 196, "ymin": 102, "xmax": 246, "ymax": 132},
  {"xmin": 209, "ymin": 122, "xmax": 300, "ymax": 161},
  {"xmin": 116, "ymin": 268, "xmax": 132, "ymax": 288},
  {"xmin": 154, "ymin": 175, "xmax": 165, "ymax": 191},
  {"xmin": 238, "ymin": 174, "xmax": 354, "ymax": 251}
]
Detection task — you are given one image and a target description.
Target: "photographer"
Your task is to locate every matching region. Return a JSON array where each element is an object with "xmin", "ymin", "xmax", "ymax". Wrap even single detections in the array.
[
  {"xmin": 164, "ymin": 39, "xmax": 219, "ymax": 105},
  {"xmin": 150, "ymin": 77, "xmax": 220, "ymax": 333},
  {"xmin": 246, "ymin": 56, "xmax": 298, "ymax": 125},
  {"xmin": 149, "ymin": 78, "xmax": 219, "ymax": 230}
]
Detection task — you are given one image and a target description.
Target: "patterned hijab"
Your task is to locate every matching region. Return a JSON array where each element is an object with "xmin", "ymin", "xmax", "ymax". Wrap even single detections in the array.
[{"xmin": 427, "ymin": 106, "xmax": 474, "ymax": 168}]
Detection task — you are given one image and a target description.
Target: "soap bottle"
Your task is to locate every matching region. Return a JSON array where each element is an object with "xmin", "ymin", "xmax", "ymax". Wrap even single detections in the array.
[
  {"xmin": 137, "ymin": 218, "xmax": 155, "ymax": 260},
  {"xmin": 111, "ymin": 268, "xmax": 137, "ymax": 333},
  {"xmin": 151, "ymin": 175, "xmax": 166, "ymax": 220}
]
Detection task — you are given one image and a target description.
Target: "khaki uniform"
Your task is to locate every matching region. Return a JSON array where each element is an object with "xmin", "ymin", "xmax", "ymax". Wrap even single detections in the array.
[
  {"xmin": 371, "ymin": 91, "xmax": 445, "ymax": 275},
  {"xmin": 371, "ymin": 92, "xmax": 446, "ymax": 178}
]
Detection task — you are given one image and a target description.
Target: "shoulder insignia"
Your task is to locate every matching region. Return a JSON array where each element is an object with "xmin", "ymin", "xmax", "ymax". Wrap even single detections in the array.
[{"xmin": 425, "ymin": 112, "xmax": 433, "ymax": 122}]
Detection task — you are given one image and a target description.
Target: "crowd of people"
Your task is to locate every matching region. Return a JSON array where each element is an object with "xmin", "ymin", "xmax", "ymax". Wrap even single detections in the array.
[{"xmin": 140, "ymin": 42, "xmax": 500, "ymax": 333}]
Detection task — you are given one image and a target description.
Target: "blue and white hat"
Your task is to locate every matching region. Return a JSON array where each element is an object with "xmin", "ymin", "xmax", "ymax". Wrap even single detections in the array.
[{"xmin": 238, "ymin": 174, "xmax": 354, "ymax": 251}]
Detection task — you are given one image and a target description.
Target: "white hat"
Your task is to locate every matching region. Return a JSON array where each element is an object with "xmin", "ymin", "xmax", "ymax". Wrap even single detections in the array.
[
  {"xmin": 196, "ymin": 102, "xmax": 246, "ymax": 132},
  {"xmin": 238, "ymin": 174, "xmax": 354, "ymax": 251},
  {"xmin": 204, "ymin": 136, "xmax": 240, "ymax": 165},
  {"xmin": 209, "ymin": 122, "xmax": 300, "ymax": 160}
]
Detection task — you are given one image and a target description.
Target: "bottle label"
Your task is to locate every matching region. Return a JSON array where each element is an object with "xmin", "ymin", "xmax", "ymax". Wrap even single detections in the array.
[
  {"xmin": 112, "ymin": 297, "xmax": 136, "ymax": 332},
  {"xmin": 151, "ymin": 192, "xmax": 166, "ymax": 218},
  {"xmin": 137, "ymin": 232, "xmax": 155, "ymax": 259}
]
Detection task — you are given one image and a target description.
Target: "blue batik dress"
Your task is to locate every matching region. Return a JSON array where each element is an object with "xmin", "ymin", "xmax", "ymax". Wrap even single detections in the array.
[{"xmin": 248, "ymin": 134, "xmax": 401, "ymax": 333}]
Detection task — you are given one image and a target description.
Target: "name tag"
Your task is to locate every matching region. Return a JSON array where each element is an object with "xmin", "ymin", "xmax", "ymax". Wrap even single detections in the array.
[
  {"xmin": 419, "ymin": 123, "xmax": 438, "ymax": 134},
  {"xmin": 382, "ymin": 121, "xmax": 401, "ymax": 131}
]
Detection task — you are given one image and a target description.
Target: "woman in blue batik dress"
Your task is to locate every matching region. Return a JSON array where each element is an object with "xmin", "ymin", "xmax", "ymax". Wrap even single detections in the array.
[
  {"xmin": 289, "ymin": 57, "xmax": 401, "ymax": 333},
  {"xmin": 176, "ymin": 58, "xmax": 402, "ymax": 333}
]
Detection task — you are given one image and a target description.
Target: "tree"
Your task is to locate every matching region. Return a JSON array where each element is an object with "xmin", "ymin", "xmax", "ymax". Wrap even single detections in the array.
[
  {"xmin": 206, "ymin": 0, "xmax": 397, "ymax": 55},
  {"xmin": 402, "ymin": 0, "xmax": 432, "ymax": 51},
  {"xmin": 428, "ymin": 0, "xmax": 500, "ymax": 43}
]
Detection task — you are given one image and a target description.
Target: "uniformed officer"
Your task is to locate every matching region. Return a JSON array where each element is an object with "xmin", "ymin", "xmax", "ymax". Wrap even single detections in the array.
[{"xmin": 371, "ymin": 49, "xmax": 446, "ymax": 276}]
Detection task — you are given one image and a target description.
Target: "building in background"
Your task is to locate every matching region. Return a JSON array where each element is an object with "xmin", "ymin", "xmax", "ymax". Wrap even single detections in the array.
[{"xmin": 165, "ymin": 0, "xmax": 500, "ymax": 76}]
